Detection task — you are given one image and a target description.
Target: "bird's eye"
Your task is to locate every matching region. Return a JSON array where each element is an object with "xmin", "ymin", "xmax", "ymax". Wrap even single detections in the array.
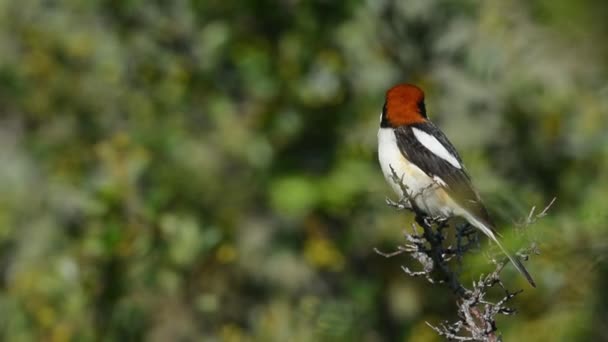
[
  {"xmin": 380, "ymin": 102, "xmax": 387, "ymax": 123},
  {"xmin": 379, "ymin": 102, "xmax": 390, "ymax": 127}
]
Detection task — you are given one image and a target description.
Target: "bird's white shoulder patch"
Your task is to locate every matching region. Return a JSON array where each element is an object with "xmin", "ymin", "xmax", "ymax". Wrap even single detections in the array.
[{"xmin": 412, "ymin": 127, "xmax": 461, "ymax": 169}]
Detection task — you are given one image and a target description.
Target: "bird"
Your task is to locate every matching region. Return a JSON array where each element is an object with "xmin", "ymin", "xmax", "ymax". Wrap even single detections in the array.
[{"xmin": 377, "ymin": 83, "xmax": 536, "ymax": 287}]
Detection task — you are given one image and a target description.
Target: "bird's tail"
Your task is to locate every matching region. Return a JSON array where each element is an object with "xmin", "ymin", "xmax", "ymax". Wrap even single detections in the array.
[{"xmin": 461, "ymin": 210, "xmax": 536, "ymax": 288}]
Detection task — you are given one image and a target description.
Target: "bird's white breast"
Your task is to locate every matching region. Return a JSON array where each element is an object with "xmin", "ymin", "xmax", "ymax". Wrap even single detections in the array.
[{"xmin": 377, "ymin": 127, "xmax": 454, "ymax": 218}]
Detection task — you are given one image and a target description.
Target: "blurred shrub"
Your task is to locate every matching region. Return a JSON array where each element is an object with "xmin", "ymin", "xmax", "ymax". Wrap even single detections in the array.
[{"xmin": 0, "ymin": 0, "xmax": 606, "ymax": 341}]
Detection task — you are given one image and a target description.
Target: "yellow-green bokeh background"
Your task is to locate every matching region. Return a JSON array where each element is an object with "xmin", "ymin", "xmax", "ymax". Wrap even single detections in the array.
[{"xmin": 0, "ymin": 0, "xmax": 607, "ymax": 341}]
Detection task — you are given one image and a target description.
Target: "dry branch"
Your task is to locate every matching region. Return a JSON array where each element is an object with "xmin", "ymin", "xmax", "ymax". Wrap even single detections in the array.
[{"xmin": 377, "ymin": 167, "xmax": 555, "ymax": 341}]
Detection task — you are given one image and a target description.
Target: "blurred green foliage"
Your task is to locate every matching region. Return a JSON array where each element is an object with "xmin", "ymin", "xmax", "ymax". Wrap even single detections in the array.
[{"xmin": 0, "ymin": 0, "xmax": 607, "ymax": 341}]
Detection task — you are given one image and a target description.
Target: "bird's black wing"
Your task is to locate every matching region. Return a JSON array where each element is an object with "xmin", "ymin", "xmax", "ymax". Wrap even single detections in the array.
[{"xmin": 393, "ymin": 122, "xmax": 493, "ymax": 225}]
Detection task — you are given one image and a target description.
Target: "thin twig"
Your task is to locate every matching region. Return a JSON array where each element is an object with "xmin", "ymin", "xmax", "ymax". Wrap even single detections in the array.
[{"xmin": 379, "ymin": 164, "xmax": 555, "ymax": 341}]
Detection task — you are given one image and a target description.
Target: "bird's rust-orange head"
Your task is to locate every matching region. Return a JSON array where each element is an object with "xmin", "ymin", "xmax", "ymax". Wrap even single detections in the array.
[{"xmin": 381, "ymin": 84, "xmax": 427, "ymax": 127}]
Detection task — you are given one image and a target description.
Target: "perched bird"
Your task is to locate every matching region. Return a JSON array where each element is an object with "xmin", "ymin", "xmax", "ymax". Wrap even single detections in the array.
[{"xmin": 377, "ymin": 83, "xmax": 535, "ymax": 287}]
